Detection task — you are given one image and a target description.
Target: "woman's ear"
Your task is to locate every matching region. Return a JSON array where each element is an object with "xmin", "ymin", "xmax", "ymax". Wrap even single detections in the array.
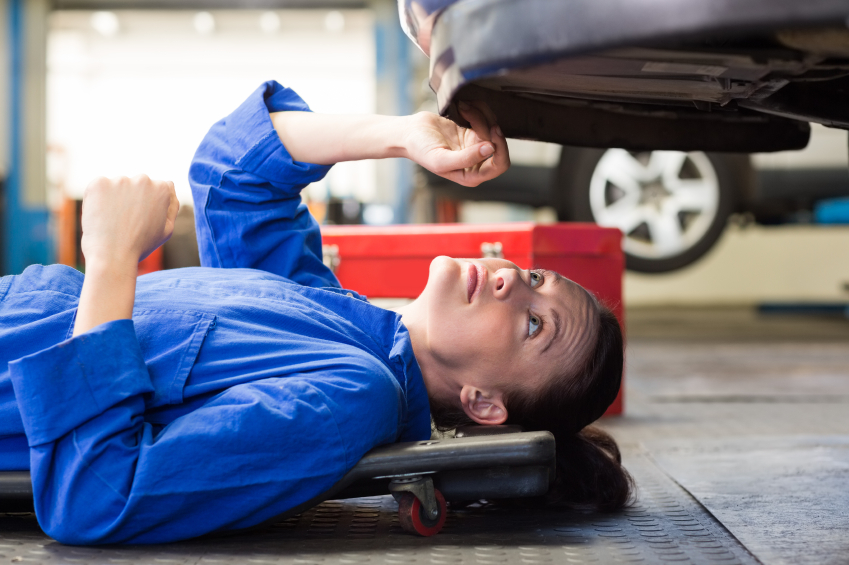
[{"xmin": 459, "ymin": 385, "xmax": 507, "ymax": 425}]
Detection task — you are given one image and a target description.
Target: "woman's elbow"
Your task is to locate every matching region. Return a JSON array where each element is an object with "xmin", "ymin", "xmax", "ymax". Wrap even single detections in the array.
[{"xmin": 35, "ymin": 492, "xmax": 130, "ymax": 545}]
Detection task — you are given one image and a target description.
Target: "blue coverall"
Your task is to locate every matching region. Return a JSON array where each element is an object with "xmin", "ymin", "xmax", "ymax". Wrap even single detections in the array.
[{"xmin": 0, "ymin": 81, "xmax": 431, "ymax": 544}]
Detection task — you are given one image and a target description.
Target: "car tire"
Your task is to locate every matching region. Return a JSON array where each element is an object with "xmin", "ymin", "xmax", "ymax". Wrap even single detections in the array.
[{"xmin": 555, "ymin": 147, "xmax": 751, "ymax": 273}]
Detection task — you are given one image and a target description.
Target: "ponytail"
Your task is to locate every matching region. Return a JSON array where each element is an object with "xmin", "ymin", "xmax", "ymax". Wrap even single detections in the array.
[{"xmin": 546, "ymin": 426, "xmax": 632, "ymax": 511}]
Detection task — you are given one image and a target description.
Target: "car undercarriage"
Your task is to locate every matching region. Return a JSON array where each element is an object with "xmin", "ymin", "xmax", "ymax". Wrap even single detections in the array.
[{"xmin": 414, "ymin": 0, "xmax": 849, "ymax": 153}]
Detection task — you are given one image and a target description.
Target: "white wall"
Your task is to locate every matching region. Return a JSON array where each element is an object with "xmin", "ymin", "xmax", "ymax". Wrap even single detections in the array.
[
  {"xmin": 626, "ymin": 225, "xmax": 849, "ymax": 306},
  {"xmin": 47, "ymin": 9, "xmax": 377, "ymax": 205}
]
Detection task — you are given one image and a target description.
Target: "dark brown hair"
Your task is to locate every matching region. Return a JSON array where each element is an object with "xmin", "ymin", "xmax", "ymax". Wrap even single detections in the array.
[{"xmin": 431, "ymin": 302, "xmax": 632, "ymax": 511}]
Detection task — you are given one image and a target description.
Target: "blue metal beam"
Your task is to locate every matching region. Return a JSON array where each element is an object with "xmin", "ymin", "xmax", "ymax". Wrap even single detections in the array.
[
  {"xmin": 374, "ymin": 4, "xmax": 413, "ymax": 224},
  {"xmin": 3, "ymin": 0, "xmax": 52, "ymax": 275}
]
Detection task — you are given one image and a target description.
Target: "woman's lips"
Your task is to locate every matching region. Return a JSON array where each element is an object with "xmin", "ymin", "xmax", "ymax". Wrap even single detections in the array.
[{"xmin": 467, "ymin": 262, "xmax": 484, "ymax": 303}]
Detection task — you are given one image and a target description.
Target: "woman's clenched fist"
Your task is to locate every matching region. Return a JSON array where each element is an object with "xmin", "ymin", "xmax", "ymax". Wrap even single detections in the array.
[{"xmin": 80, "ymin": 175, "xmax": 179, "ymax": 268}]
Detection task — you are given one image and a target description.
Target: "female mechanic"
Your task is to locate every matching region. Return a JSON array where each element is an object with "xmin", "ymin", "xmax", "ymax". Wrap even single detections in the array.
[{"xmin": 0, "ymin": 81, "xmax": 629, "ymax": 544}]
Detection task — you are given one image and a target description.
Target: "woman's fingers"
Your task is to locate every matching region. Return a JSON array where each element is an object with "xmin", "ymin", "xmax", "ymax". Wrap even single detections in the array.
[
  {"xmin": 444, "ymin": 125, "xmax": 510, "ymax": 186},
  {"xmin": 165, "ymin": 181, "xmax": 179, "ymax": 221},
  {"xmin": 163, "ymin": 182, "xmax": 180, "ymax": 240},
  {"xmin": 481, "ymin": 124, "xmax": 510, "ymax": 176},
  {"xmin": 468, "ymin": 100, "xmax": 499, "ymax": 130},
  {"xmin": 458, "ymin": 101, "xmax": 492, "ymax": 143},
  {"xmin": 456, "ymin": 101, "xmax": 509, "ymax": 177},
  {"xmin": 431, "ymin": 142, "xmax": 495, "ymax": 174}
]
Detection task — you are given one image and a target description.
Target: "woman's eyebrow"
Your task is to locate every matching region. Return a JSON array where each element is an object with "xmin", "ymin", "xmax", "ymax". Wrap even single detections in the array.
[
  {"xmin": 546, "ymin": 270, "xmax": 564, "ymax": 287},
  {"xmin": 541, "ymin": 308, "xmax": 562, "ymax": 354}
]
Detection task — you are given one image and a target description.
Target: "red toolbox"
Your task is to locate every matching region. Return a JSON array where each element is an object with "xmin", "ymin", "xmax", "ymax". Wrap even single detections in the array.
[{"xmin": 321, "ymin": 222, "xmax": 624, "ymax": 415}]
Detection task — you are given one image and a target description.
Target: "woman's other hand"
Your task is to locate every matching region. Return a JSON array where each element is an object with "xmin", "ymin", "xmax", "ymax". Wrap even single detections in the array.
[
  {"xmin": 404, "ymin": 101, "xmax": 510, "ymax": 187},
  {"xmin": 80, "ymin": 174, "xmax": 179, "ymax": 267},
  {"xmin": 73, "ymin": 175, "xmax": 178, "ymax": 337}
]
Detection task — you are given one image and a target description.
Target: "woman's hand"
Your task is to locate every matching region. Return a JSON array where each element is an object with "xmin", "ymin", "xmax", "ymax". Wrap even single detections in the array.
[
  {"xmin": 80, "ymin": 174, "xmax": 179, "ymax": 267},
  {"xmin": 269, "ymin": 102, "xmax": 510, "ymax": 187},
  {"xmin": 73, "ymin": 175, "xmax": 179, "ymax": 337},
  {"xmin": 404, "ymin": 101, "xmax": 510, "ymax": 187}
]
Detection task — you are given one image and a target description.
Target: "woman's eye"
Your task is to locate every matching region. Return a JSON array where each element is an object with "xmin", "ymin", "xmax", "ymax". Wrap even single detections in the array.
[
  {"xmin": 528, "ymin": 314, "xmax": 541, "ymax": 337},
  {"xmin": 530, "ymin": 271, "xmax": 543, "ymax": 288}
]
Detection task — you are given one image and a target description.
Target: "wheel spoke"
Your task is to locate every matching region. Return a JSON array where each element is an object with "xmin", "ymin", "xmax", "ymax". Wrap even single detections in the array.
[
  {"xmin": 650, "ymin": 151, "xmax": 688, "ymax": 183},
  {"xmin": 646, "ymin": 209, "xmax": 684, "ymax": 255},
  {"xmin": 668, "ymin": 180, "xmax": 717, "ymax": 212},
  {"xmin": 590, "ymin": 149, "xmax": 644, "ymax": 218},
  {"xmin": 598, "ymin": 149, "xmax": 651, "ymax": 189},
  {"xmin": 598, "ymin": 201, "xmax": 649, "ymax": 234}
]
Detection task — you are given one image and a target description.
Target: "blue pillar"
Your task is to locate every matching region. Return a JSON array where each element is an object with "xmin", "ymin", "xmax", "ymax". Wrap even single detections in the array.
[
  {"xmin": 374, "ymin": 2, "xmax": 414, "ymax": 224},
  {"xmin": 3, "ymin": 0, "xmax": 51, "ymax": 275}
]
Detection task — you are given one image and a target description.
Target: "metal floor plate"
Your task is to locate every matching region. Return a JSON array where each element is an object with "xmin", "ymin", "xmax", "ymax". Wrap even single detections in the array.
[
  {"xmin": 647, "ymin": 436, "xmax": 849, "ymax": 565},
  {"xmin": 624, "ymin": 341, "xmax": 849, "ymax": 402},
  {"xmin": 0, "ymin": 451, "xmax": 757, "ymax": 565}
]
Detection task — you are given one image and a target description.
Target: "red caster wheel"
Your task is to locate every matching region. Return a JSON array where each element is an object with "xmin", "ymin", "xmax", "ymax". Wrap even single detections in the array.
[{"xmin": 397, "ymin": 489, "xmax": 447, "ymax": 536}]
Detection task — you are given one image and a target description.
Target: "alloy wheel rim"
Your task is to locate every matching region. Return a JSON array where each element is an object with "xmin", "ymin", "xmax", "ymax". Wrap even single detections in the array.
[{"xmin": 589, "ymin": 149, "xmax": 721, "ymax": 260}]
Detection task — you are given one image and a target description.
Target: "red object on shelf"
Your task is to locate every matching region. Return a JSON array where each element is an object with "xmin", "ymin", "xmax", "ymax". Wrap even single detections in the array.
[
  {"xmin": 138, "ymin": 247, "xmax": 163, "ymax": 275},
  {"xmin": 321, "ymin": 222, "xmax": 624, "ymax": 415}
]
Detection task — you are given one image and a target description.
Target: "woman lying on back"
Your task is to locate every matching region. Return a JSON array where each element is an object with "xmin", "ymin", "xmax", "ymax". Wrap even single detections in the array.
[{"xmin": 0, "ymin": 81, "xmax": 629, "ymax": 544}]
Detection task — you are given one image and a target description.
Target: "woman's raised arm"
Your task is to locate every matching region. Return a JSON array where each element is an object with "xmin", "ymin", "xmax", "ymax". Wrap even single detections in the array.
[
  {"xmin": 189, "ymin": 81, "xmax": 510, "ymax": 285},
  {"xmin": 270, "ymin": 102, "xmax": 509, "ymax": 188}
]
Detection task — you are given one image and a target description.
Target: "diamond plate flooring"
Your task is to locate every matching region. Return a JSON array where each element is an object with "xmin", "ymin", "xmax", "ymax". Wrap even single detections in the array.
[
  {"xmin": 2, "ymin": 307, "xmax": 848, "ymax": 564},
  {"xmin": 0, "ymin": 450, "xmax": 756, "ymax": 565}
]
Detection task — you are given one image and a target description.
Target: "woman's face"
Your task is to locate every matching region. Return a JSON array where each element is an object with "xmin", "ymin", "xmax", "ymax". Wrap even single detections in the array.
[{"xmin": 414, "ymin": 256, "xmax": 598, "ymax": 395}]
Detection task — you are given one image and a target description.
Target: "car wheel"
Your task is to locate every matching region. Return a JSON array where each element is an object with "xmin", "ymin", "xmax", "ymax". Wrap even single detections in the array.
[{"xmin": 555, "ymin": 147, "xmax": 749, "ymax": 273}]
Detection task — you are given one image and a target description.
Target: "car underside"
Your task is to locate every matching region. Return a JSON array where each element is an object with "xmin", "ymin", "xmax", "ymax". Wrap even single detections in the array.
[
  {"xmin": 411, "ymin": 0, "xmax": 849, "ymax": 153},
  {"xmin": 404, "ymin": 0, "xmax": 849, "ymax": 272}
]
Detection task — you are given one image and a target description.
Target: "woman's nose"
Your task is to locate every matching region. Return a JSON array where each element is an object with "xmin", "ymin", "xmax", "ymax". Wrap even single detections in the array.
[{"xmin": 493, "ymin": 268, "xmax": 521, "ymax": 299}]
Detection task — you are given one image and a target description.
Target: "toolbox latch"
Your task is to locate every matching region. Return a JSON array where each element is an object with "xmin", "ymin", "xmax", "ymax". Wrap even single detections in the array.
[
  {"xmin": 322, "ymin": 244, "xmax": 341, "ymax": 273},
  {"xmin": 480, "ymin": 241, "xmax": 504, "ymax": 259}
]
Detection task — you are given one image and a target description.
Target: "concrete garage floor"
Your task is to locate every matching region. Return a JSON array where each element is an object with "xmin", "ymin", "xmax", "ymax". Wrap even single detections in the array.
[
  {"xmin": 2, "ymin": 307, "xmax": 848, "ymax": 564},
  {"xmin": 604, "ymin": 307, "xmax": 849, "ymax": 565}
]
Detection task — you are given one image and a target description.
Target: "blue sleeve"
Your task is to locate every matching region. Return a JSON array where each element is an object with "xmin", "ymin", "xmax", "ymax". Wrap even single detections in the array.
[
  {"xmin": 189, "ymin": 81, "xmax": 340, "ymax": 288},
  {"xmin": 9, "ymin": 320, "xmax": 403, "ymax": 544}
]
